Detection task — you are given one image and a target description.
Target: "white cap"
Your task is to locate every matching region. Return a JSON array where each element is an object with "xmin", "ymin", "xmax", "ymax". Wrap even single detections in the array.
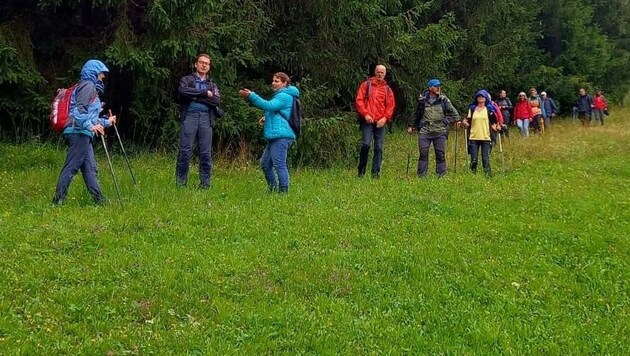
[{"xmin": 541, "ymin": 91, "xmax": 547, "ymax": 96}]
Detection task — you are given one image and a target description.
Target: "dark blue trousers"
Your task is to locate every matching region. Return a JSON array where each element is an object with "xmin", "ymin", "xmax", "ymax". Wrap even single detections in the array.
[
  {"xmin": 176, "ymin": 111, "xmax": 212, "ymax": 188},
  {"xmin": 469, "ymin": 140, "xmax": 492, "ymax": 175},
  {"xmin": 53, "ymin": 134, "xmax": 104, "ymax": 204},
  {"xmin": 358, "ymin": 121, "xmax": 385, "ymax": 176}
]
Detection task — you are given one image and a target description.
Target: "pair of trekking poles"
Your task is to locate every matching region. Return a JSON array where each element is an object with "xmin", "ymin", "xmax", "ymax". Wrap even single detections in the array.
[
  {"xmin": 406, "ymin": 125, "xmax": 506, "ymax": 175},
  {"xmin": 453, "ymin": 126, "xmax": 505, "ymax": 174},
  {"xmin": 100, "ymin": 109, "xmax": 137, "ymax": 207}
]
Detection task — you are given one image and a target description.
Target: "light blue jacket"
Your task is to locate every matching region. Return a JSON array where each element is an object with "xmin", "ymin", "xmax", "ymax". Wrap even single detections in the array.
[
  {"xmin": 63, "ymin": 60, "xmax": 111, "ymax": 137},
  {"xmin": 247, "ymin": 85, "xmax": 299, "ymax": 140}
]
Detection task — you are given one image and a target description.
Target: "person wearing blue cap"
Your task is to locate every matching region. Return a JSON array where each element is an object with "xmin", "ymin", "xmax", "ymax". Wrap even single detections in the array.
[
  {"xmin": 407, "ymin": 78, "xmax": 460, "ymax": 177},
  {"xmin": 52, "ymin": 59, "xmax": 117, "ymax": 205},
  {"xmin": 461, "ymin": 90, "xmax": 499, "ymax": 176}
]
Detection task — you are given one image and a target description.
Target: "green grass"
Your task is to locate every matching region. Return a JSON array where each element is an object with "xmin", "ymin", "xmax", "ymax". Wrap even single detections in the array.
[{"xmin": 0, "ymin": 114, "xmax": 628, "ymax": 354}]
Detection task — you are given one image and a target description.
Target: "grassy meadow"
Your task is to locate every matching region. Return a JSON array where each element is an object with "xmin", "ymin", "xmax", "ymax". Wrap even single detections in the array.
[{"xmin": 0, "ymin": 113, "xmax": 628, "ymax": 354}]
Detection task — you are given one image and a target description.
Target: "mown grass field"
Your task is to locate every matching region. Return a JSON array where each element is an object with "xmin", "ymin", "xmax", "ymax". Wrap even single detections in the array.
[{"xmin": 0, "ymin": 113, "xmax": 628, "ymax": 354}]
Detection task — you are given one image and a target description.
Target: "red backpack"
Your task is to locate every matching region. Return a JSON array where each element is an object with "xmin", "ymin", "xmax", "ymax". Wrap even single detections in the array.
[{"xmin": 50, "ymin": 84, "xmax": 77, "ymax": 133}]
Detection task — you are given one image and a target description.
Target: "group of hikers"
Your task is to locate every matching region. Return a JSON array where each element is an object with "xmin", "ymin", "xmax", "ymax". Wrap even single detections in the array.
[
  {"xmin": 356, "ymin": 64, "xmax": 609, "ymax": 179},
  {"xmin": 51, "ymin": 56, "xmax": 608, "ymax": 205}
]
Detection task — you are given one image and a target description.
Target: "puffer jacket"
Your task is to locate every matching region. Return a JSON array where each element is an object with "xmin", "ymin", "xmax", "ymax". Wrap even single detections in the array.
[
  {"xmin": 410, "ymin": 92, "xmax": 460, "ymax": 135},
  {"xmin": 248, "ymin": 85, "xmax": 299, "ymax": 140}
]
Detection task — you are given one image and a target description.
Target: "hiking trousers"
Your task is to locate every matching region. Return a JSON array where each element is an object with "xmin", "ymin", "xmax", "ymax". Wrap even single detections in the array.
[
  {"xmin": 418, "ymin": 132, "xmax": 447, "ymax": 177},
  {"xmin": 176, "ymin": 111, "xmax": 212, "ymax": 188},
  {"xmin": 53, "ymin": 133, "xmax": 104, "ymax": 204},
  {"xmin": 358, "ymin": 121, "xmax": 385, "ymax": 176}
]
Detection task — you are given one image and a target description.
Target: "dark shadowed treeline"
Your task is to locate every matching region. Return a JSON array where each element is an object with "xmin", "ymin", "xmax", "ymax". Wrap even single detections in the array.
[{"xmin": 1, "ymin": 0, "xmax": 629, "ymax": 163}]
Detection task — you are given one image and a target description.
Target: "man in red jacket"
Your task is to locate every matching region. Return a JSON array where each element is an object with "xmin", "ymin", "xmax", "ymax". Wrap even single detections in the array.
[{"xmin": 355, "ymin": 64, "xmax": 396, "ymax": 178}]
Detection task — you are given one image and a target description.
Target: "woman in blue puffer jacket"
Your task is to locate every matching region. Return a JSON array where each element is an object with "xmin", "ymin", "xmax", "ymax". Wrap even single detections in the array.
[{"xmin": 239, "ymin": 72, "xmax": 299, "ymax": 193}]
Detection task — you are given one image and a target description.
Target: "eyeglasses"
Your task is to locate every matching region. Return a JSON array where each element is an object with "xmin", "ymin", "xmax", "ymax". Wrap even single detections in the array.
[{"xmin": 197, "ymin": 61, "xmax": 210, "ymax": 66}]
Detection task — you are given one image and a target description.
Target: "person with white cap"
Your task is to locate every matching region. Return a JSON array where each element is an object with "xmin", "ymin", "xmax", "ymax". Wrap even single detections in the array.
[
  {"xmin": 513, "ymin": 92, "xmax": 533, "ymax": 137},
  {"xmin": 540, "ymin": 91, "xmax": 559, "ymax": 129},
  {"xmin": 407, "ymin": 78, "xmax": 460, "ymax": 177}
]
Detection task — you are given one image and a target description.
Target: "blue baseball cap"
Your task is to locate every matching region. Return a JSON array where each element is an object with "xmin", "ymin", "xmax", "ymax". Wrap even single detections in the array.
[{"xmin": 427, "ymin": 78, "xmax": 442, "ymax": 87}]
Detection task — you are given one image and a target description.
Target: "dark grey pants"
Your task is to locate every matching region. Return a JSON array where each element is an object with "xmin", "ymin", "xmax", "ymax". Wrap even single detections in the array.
[
  {"xmin": 176, "ymin": 111, "xmax": 212, "ymax": 188},
  {"xmin": 418, "ymin": 133, "xmax": 447, "ymax": 177},
  {"xmin": 53, "ymin": 133, "xmax": 104, "ymax": 204}
]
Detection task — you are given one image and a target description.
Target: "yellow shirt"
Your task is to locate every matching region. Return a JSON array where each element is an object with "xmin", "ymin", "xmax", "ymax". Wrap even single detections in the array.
[{"xmin": 469, "ymin": 107, "xmax": 491, "ymax": 141}]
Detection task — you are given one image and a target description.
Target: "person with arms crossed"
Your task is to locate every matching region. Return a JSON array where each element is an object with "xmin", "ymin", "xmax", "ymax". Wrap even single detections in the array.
[{"xmin": 176, "ymin": 53, "xmax": 221, "ymax": 189}]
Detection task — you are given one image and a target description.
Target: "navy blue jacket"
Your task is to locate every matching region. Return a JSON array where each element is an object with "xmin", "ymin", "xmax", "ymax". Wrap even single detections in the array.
[
  {"xmin": 178, "ymin": 73, "xmax": 221, "ymax": 120},
  {"xmin": 575, "ymin": 94, "xmax": 592, "ymax": 114}
]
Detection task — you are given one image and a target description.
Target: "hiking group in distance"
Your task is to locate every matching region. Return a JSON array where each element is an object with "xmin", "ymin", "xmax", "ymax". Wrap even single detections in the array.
[{"xmin": 356, "ymin": 64, "xmax": 609, "ymax": 179}]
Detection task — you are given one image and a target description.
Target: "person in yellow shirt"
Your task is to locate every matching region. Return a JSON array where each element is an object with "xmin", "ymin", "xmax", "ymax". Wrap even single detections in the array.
[{"xmin": 461, "ymin": 90, "xmax": 500, "ymax": 176}]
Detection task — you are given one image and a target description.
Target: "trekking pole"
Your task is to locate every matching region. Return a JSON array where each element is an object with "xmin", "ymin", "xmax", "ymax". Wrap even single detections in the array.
[
  {"xmin": 464, "ymin": 127, "xmax": 470, "ymax": 170},
  {"xmin": 109, "ymin": 109, "xmax": 137, "ymax": 185},
  {"xmin": 100, "ymin": 134, "xmax": 123, "ymax": 207},
  {"xmin": 498, "ymin": 131, "xmax": 505, "ymax": 174},
  {"xmin": 406, "ymin": 129, "xmax": 413, "ymax": 177},
  {"xmin": 454, "ymin": 126, "xmax": 459, "ymax": 173}
]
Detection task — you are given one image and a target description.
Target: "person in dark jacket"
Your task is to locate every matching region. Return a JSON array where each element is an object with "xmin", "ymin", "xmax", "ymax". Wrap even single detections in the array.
[
  {"xmin": 462, "ymin": 90, "xmax": 498, "ymax": 176},
  {"xmin": 575, "ymin": 88, "xmax": 593, "ymax": 127},
  {"xmin": 407, "ymin": 78, "xmax": 460, "ymax": 177},
  {"xmin": 52, "ymin": 59, "xmax": 116, "ymax": 205},
  {"xmin": 239, "ymin": 72, "xmax": 299, "ymax": 193},
  {"xmin": 495, "ymin": 90, "xmax": 513, "ymax": 137},
  {"xmin": 176, "ymin": 53, "xmax": 221, "ymax": 189}
]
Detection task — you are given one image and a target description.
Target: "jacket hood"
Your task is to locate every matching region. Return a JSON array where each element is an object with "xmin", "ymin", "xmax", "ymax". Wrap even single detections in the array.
[
  {"xmin": 469, "ymin": 89, "xmax": 495, "ymax": 112},
  {"xmin": 80, "ymin": 60, "xmax": 109, "ymax": 83},
  {"xmin": 279, "ymin": 85, "xmax": 300, "ymax": 98}
]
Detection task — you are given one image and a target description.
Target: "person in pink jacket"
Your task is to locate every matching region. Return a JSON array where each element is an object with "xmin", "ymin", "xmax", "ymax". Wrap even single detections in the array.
[
  {"xmin": 592, "ymin": 90, "xmax": 608, "ymax": 126},
  {"xmin": 513, "ymin": 92, "xmax": 533, "ymax": 137}
]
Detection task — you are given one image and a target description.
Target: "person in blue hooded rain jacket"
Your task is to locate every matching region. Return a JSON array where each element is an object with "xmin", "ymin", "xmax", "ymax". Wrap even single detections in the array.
[
  {"xmin": 52, "ymin": 59, "xmax": 116, "ymax": 205},
  {"xmin": 239, "ymin": 72, "xmax": 298, "ymax": 193},
  {"xmin": 461, "ymin": 89, "xmax": 499, "ymax": 176}
]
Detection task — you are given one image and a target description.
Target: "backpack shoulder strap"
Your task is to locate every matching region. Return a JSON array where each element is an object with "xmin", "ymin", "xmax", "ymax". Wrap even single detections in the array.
[{"xmin": 441, "ymin": 96, "xmax": 449, "ymax": 116}]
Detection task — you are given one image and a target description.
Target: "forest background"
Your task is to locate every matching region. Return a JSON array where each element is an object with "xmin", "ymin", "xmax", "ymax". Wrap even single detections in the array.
[{"xmin": 1, "ymin": 0, "xmax": 629, "ymax": 165}]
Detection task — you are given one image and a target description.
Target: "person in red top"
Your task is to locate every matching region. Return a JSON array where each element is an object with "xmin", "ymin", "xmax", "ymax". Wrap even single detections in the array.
[
  {"xmin": 513, "ymin": 92, "xmax": 533, "ymax": 137},
  {"xmin": 487, "ymin": 93, "xmax": 504, "ymax": 149},
  {"xmin": 592, "ymin": 90, "xmax": 608, "ymax": 126},
  {"xmin": 355, "ymin": 64, "xmax": 395, "ymax": 178}
]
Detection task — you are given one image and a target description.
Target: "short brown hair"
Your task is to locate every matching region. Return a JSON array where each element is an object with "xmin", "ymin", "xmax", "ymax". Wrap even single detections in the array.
[
  {"xmin": 197, "ymin": 53, "xmax": 212, "ymax": 65},
  {"xmin": 274, "ymin": 72, "xmax": 291, "ymax": 84}
]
